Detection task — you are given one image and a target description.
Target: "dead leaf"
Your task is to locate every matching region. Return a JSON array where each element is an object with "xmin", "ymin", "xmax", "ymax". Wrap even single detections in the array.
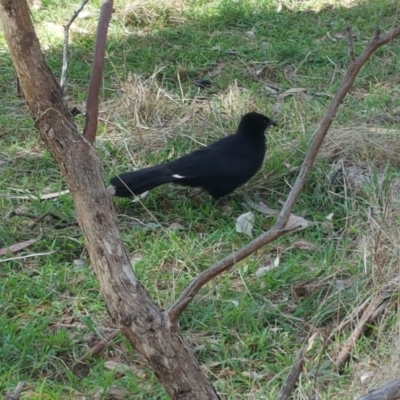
[
  {"xmin": 306, "ymin": 332, "xmax": 320, "ymax": 351},
  {"xmin": 264, "ymin": 83, "xmax": 279, "ymax": 95},
  {"xmin": 244, "ymin": 195, "xmax": 279, "ymax": 216},
  {"xmin": 284, "ymin": 240, "xmax": 316, "ymax": 252},
  {"xmin": 225, "ymin": 49, "xmax": 243, "ymax": 56},
  {"xmin": 392, "ymin": 106, "xmax": 400, "ymax": 115},
  {"xmin": 105, "ymin": 360, "xmax": 147, "ymax": 379},
  {"xmin": 235, "ymin": 211, "xmax": 255, "ymax": 237},
  {"xmin": 94, "ymin": 386, "xmax": 131, "ymax": 400},
  {"xmin": 0, "ymin": 239, "xmax": 38, "ymax": 255},
  {"xmin": 168, "ymin": 222, "xmax": 185, "ymax": 230},
  {"xmin": 284, "ymin": 214, "xmax": 310, "ymax": 231},
  {"xmin": 360, "ymin": 371, "xmax": 374, "ymax": 384},
  {"xmin": 283, "ymin": 162, "xmax": 300, "ymax": 172},
  {"xmin": 254, "ymin": 65, "xmax": 271, "ymax": 79},
  {"xmin": 209, "ymin": 61, "xmax": 227, "ymax": 77},
  {"xmin": 245, "ymin": 27, "xmax": 256, "ymax": 39},
  {"xmin": 73, "ymin": 259, "xmax": 86, "ymax": 269},
  {"xmin": 256, "ymin": 255, "xmax": 280, "ymax": 277},
  {"xmin": 277, "ymin": 87, "xmax": 307, "ymax": 101},
  {"xmin": 325, "ymin": 212, "xmax": 334, "ymax": 221},
  {"xmin": 328, "ymin": 30, "xmax": 358, "ymax": 41},
  {"xmin": 104, "ymin": 360, "xmax": 129, "ymax": 373},
  {"xmin": 321, "ymin": 220, "xmax": 333, "ymax": 234}
]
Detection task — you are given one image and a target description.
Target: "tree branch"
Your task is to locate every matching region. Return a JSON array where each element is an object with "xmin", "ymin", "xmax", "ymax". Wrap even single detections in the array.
[
  {"xmin": 276, "ymin": 347, "xmax": 306, "ymax": 400},
  {"xmin": 168, "ymin": 25, "xmax": 400, "ymax": 323},
  {"xmin": 60, "ymin": 0, "xmax": 89, "ymax": 93},
  {"xmin": 358, "ymin": 379, "xmax": 400, "ymax": 400},
  {"xmin": 82, "ymin": 0, "xmax": 113, "ymax": 144},
  {"xmin": 0, "ymin": 2, "xmax": 220, "ymax": 398}
]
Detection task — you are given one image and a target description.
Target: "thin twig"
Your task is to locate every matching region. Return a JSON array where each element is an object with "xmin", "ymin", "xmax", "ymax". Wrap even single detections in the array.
[
  {"xmin": 334, "ymin": 295, "xmax": 383, "ymax": 370},
  {"xmin": 60, "ymin": 0, "xmax": 89, "ymax": 93},
  {"xmin": 4, "ymin": 381, "xmax": 25, "ymax": 400},
  {"xmin": 327, "ymin": 295, "xmax": 372, "ymax": 342},
  {"xmin": 83, "ymin": 0, "xmax": 113, "ymax": 144},
  {"xmin": 168, "ymin": 25, "xmax": 400, "ymax": 324},
  {"xmin": 358, "ymin": 378, "xmax": 400, "ymax": 400},
  {"xmin": 346, "ymin": 24, "xmax": 355, "ymax": 63},
  {"xmin": 277, "ymin": 347, "xmax": 306, "ymax": 400},
  {"xmin": 0, "ymin": 251, "xmax": 56, "ymax": 263},
  {"xmin": 334, "ymin": 276, "xmax": 398, "ymax": 370}
]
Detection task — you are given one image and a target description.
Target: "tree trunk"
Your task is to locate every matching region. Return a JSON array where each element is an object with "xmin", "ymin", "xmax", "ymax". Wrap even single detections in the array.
[{"xmin": 0, "ymin": 1, "xmax": 219, "ymax": 398}]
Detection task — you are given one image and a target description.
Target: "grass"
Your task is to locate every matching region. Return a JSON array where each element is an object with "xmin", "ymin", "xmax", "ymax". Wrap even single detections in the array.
[{"xmin": 1, "ymin": 0, "xmax": 400, "ymax": 398}]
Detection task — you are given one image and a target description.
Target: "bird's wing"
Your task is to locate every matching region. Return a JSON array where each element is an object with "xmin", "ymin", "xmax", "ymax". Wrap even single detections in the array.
[{"xmin": 164, "ymin": 135, "xmax": 255, "ymax": 179}]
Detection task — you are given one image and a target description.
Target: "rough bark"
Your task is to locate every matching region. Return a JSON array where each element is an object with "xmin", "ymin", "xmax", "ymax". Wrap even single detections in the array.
[{"xmin": 0, "ymin": 1, "xmax": 219, "ymax": 398}]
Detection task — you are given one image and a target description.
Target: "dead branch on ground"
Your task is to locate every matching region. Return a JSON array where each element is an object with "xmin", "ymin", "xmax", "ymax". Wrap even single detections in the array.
[
  {"xmin": 277, "ymin": 347, "xmax": 306, "ymax": 400},
  {"xmin": 334, "ymin": 275, "xmax": 400, "ymax": 370}
]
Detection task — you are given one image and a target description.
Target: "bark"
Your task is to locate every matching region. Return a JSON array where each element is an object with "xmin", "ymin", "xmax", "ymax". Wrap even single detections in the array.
[
  {"xmin": 0, "ymin": 1, "xmax": 219, "ymax": 398},
  {"xmin": 358, "ymin": 379, "xmax": 400, "ymax": 400}
]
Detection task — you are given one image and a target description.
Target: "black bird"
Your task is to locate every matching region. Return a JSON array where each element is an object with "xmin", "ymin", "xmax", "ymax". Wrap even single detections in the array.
[{"xmin": 109, "ymin": 112, "xmax": 277, "ymax": 200}]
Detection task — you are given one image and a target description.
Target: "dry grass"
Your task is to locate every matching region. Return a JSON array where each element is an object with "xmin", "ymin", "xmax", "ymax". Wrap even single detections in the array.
[
  {"xmin": 322, "ymin": 125, "xmax": 400, "ymax": 167},
  {"xmin": 99, "ymin": 72, "xmax": 266, "ymax": 169},
  {"xmin": 115, "ymin": 0, "xmax": 188, "ymax": 32}
]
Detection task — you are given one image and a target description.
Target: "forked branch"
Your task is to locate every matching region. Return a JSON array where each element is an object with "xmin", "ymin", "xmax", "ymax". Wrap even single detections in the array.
[{"xmin": 168, "ymin": 25, "xmax": 400, "ymax": 323}]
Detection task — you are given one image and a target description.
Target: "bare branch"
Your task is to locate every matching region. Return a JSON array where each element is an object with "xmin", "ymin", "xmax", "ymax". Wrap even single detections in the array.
[
  {"xmin": 60, "ymin": 0, "xmax": 89, "ymax": 93},
  {"xmin": 82, "ymin": 0, "xmax": 113, "ymax": 144},
  {"xmin": 358, "ymin": 378, "xmax": 400, "ymax": 400},
  {"xmin": 277, "ymin": 347, "xmax": 306, "ymax": 400},
  {"xmin": 346, "ymin": 24, "xmax": 355, "ymax": 63},
  {"xmin": 168, "ymin": 25, "xmax": 400, "ymax": 323}
]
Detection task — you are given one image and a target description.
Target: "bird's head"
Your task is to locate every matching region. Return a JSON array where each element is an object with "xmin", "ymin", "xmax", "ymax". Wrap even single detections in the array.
[{"xmin": 238, "ymin": 112, "xmax": 277, "ymax": 136}]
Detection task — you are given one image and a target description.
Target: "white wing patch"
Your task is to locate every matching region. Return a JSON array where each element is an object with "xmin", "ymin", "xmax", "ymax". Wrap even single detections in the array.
[{"xmin": 172, "ymin": 174, "xmax": 185, "ymax": 179}]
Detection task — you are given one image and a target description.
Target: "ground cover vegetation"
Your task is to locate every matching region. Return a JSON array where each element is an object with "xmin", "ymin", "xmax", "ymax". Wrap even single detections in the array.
[{"xmin": 1, "ymin": 0, "xmax": 400, "ymax": 398}]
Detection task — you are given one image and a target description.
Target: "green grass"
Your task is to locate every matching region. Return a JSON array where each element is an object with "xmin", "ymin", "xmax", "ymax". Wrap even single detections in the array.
[{"xmin": 1, "ymin": 0, "xmax": 400, "ymax": 398}]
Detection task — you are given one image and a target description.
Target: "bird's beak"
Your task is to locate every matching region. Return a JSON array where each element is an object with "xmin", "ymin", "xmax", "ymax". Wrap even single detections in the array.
[{"xmin": 269, "ymin": 120, "xmax": 278, "ymax": 127}]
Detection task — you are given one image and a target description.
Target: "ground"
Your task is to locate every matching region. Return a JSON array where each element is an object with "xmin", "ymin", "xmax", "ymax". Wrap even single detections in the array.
[{"xmin": 1, "ymin": 0, "xmax": 400, "ymax": 398}]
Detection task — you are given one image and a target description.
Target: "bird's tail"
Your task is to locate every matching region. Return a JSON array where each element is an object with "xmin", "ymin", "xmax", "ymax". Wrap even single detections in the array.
[{"xmin": 109, "ymin": 165, "xmax": 174, "ymax": 198}]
